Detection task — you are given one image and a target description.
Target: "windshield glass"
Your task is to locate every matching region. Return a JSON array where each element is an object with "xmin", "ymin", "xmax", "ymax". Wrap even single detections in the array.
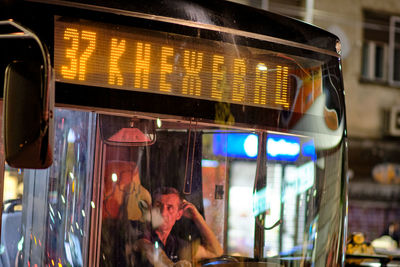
[
  {"xmin": 96, "ymin": 114, "xmax": 345, "ymax": 267},
  {"xmin": 13, "ymin": 103, "xmax": 345, "ymax": 267}
]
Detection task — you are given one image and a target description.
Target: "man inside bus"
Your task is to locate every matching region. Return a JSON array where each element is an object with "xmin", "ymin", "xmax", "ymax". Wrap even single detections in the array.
[{"xmin": 134, "ymin": 187, "xmax": 223, "ymax": 266}]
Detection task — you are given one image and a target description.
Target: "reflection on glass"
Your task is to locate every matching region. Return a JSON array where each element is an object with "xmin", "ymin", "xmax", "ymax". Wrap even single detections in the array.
[
  {"xmin": 44, "ymin": 109, "xmax": 95, "ymax": 267},
  {"xmin": 1, "ymin": 165, "xmax": 24, "ymax": 267},
  {"xmin": 12, "ymin": 109, "xmax": 345, "ymax": 267},
  {"xmin": 3, "ymin": 166, "xmax": 24, "ymax": 202},
  {"xmin": 14, "ymin": 108, "xmax": 95, "ymax": 267},
  {"xmin": 94, "ymin": 117, "xmax": 345, "ymax": 266},
  {"xmin": 228, "ymin": 162, "xmax": 256, "ymax": 257}
]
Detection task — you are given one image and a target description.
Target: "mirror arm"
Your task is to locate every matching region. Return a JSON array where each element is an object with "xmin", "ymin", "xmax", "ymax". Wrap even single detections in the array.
[
  {"xmin": 0, "ymin": 20, "xmax": 52, "ymax": 124},
  {"xmin": 1, "ymin": 19, "xmax": 54, "ymax": 168}
]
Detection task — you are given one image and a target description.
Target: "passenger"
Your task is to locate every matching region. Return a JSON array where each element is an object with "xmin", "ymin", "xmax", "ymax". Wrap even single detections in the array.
[
  {"xmin": 134, "ymin": 187, "xmax": 223, "ymax": 266},
  {"xmin": 101, "ymin": 160, "xmax": 152, "ymax": 267},
  {"xmin": 103, "ymin": 160, "xmax": 151, "ymax": 221}
]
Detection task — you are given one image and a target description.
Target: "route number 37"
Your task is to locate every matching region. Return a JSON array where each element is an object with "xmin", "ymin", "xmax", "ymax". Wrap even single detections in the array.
[{"xmin": 61, "ymin": 28, "xmax": 96, "ymax": 81}]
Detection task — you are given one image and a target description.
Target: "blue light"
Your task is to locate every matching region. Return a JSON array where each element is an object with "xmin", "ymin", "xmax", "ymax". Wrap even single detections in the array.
[
  {"xmin": 244, "ymin": 134, "xmax": 258, "ymax": 157},
  {"xmin": 302, "ymin": 139, "xmax": 317, "ymax": 161},
  {"xmin": 267, "ymin": 134, "xmax": 300, "ymax": 161},
  {"xmin": 212, "ymin": 133, "xmax": 258, "ymax": 159},
  {"xmin": 212, "ymin": 133, "xmax": 302, "ymax": 162}
]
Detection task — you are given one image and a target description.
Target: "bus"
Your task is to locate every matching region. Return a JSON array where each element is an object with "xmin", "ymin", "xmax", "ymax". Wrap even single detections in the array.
[{"xmin": 0, "ymin": 0, "xmax": 347, "ymax": 266}]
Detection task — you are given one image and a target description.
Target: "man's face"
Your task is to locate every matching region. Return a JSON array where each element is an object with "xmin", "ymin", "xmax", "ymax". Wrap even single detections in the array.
[{"xmin": 153, "ymin": 193, "xmax": 183, "ymax": 232}]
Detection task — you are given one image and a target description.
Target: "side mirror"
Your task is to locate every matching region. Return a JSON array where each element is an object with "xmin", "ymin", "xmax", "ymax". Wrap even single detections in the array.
[{"xmin": 1, "ymin": 20, "xmax": 53, "ymax": 169}]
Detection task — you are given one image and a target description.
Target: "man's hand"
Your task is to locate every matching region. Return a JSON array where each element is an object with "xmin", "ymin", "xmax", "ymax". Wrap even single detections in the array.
[
  {"xmin": 180, "ymin": 199, "xmax": 223, "ymax": 260},
  {"xmin": 181, "ymin": 200, "xmax": 201, "ymax": 221}
]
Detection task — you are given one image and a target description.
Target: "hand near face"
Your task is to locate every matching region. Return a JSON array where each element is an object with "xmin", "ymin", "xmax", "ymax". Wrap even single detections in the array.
[
  {"xmin": 180, "ymin": 199, "xmax": 223, "ymax": 259},
  {"xmin": 181, "ymin": 199, "xmax": 201, "ymax": 221}
]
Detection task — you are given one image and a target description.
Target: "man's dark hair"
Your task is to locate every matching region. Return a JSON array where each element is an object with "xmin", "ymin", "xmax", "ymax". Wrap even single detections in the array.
[{"xmin": 152, "ymin": 187, "xmax": 183, "ymax": 206}]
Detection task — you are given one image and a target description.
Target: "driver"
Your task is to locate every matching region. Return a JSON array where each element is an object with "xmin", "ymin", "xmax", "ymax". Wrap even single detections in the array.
[{"xmin": 134, "ymin": 187, "xmax": 223, "ymax": 266}]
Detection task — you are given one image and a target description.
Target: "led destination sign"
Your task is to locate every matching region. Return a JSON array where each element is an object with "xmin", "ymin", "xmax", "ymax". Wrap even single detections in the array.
[{"xmin": 54, "ymin": 17, "xmax": 322, "ymax": 110}]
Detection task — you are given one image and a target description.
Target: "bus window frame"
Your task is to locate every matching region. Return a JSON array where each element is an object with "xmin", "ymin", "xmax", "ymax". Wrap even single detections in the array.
[{"xmin": 88, "ymin": 120, "xmax": 105, "ymax": 267}]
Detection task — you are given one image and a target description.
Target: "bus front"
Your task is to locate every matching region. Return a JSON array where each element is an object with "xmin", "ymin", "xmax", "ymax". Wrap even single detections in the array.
[{"xmin": 0, "ymin": 1, "xmax": 347, "ymax": 266}]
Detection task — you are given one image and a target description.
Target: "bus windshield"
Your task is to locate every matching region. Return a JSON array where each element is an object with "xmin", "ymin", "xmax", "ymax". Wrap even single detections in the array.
[
  {"xmin": 14, "ymin": 101, "xmax": 345, "ymax": 267},
  {"xmin": 0, "ymin": 1, "xmax": 346, "ymax": 266}
]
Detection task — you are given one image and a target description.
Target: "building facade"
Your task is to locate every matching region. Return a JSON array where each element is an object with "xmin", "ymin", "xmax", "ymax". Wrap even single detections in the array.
[{"xmin": 232, "ymin": 0, "xmax": 400, "ymax": 242}]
